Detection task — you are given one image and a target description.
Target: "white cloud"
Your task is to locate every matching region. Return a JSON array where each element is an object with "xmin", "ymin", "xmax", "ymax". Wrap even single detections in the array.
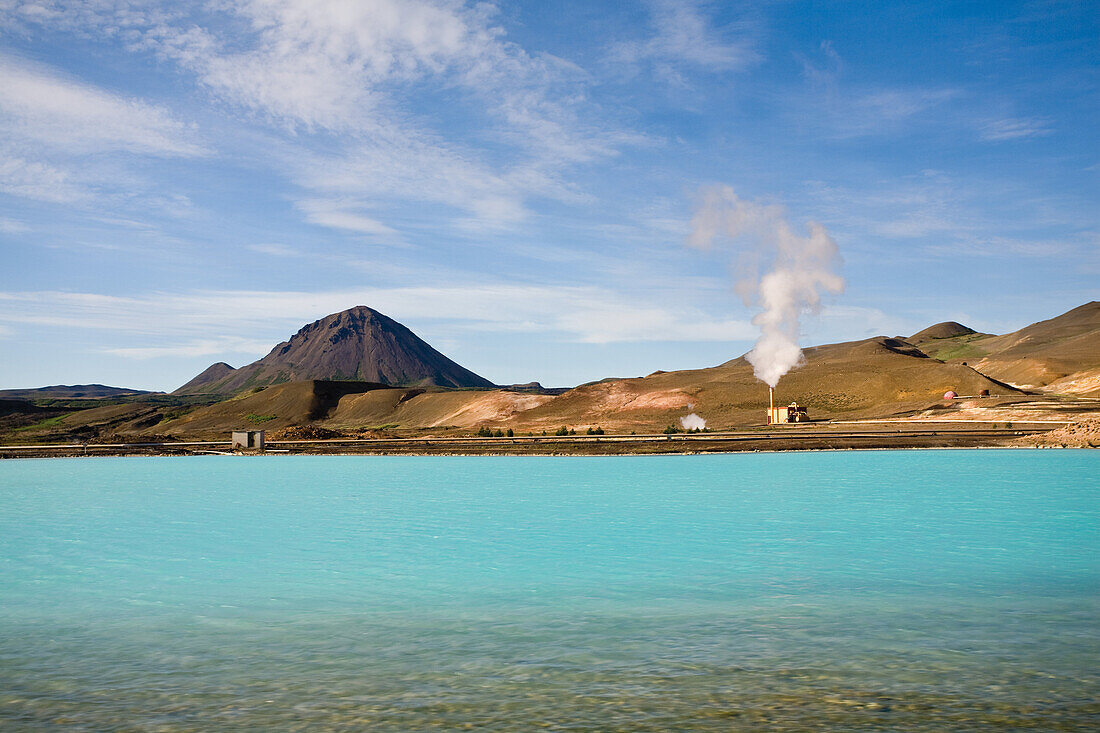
[
  {"xmin": 0, "ymin": 54, "xmax": 204, "ymax": 157},
  {"xmin": 245, "ymin": 243, "xmax": 301, "ymax": 257},
  {"xmin": 818, "ymin": 304, "xmax": 917, "ymax": 339},
  {"xmin": 556, "ymin": 307, "xmax": 756, "ymax": 344},
  {"xmin": 802, "ymin": 85, "xmax": 959, "ymax": 139},
  {"xmin": 296, "ymin": 199, "xmax": 397, "ymax": 237},
  {"xmin": 611, "ymin": 0, "xmax": 759, "ymax": 80},
  {"xmin": 3, "ymin": 1, "xmax": 632, "ymax": 229},
  {"xmin": 806, "ymin": 173, "xmax": 975, "ymax": 240},
  {"xmin": 0, "ymin": 154, "xmax": 90, "ymax": 203},
  {"xmin": 292, "ymin": 133, "xmax": 533, "ymax": 227},
  {"xmin": 0, "ymin": 286, "xmax": 757, "ymax": 347},
  {"xmin": 130, "ymin": 0, "xmax": 616, "ymax": 160},
  {"xmin": 159, "ymin": 0, "xmax": 490, "ymax": 131},
  {"xmin": 848, "ymin": 88, "xmax": 958, "ymax": 126},
  {"xmin": 0, "ymin": 53, "xmax": 204, "ymax": 208},
  {"xmin": 926, "ymin": 235, "xmax": 1078, "ymax": 258},
  {"xmin": 796, "ymin": 43, "xmax": 958, "ymax": 137},
  {"xmin": 103, "ymin": 337, "xmax": 276, "ymax": 360},
  {"xmin": 979, "ymin": 117, "xmax": 1052, "ymax": 142},
  {"xmin": 0, "ymin": 216, "xmax": 30, "ymax": 233},
  {"xmin": 806, "ymin": 173, "xmax": 1094, "ymax": 261}
]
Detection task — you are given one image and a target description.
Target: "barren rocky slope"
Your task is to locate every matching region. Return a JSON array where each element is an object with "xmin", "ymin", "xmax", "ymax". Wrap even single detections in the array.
[{"xmin": 175, "ymin": 306, "xmax": 494, "ymax": 395}]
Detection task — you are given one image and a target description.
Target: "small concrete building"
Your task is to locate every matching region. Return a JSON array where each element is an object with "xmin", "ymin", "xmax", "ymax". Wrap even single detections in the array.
[{"xmin": 231, "ymin": 430, "xmax": 265, "ymax": 450}]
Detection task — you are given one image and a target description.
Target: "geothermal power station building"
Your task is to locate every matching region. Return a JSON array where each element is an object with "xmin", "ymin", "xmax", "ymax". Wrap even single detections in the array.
[{"xmin": 767, "ymin": 402, "xmax": 809, "ymax": 424}]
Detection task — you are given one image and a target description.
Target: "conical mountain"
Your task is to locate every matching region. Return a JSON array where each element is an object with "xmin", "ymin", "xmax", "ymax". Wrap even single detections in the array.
[
  {"xmin": 175, "ymin": 306, "xmax": 494, "ymax": 394},
  {"xmin": 175, "ymin": 362, "xmax": 236, "ymax": 393}
]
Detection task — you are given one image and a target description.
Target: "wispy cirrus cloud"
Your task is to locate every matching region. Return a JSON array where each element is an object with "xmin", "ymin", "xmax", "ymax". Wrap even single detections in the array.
[
  {"xmin": 0, "ymin": 285, "xmax": 755, "ymax": 350},
  {"xmin": 0, "ymin": 155, "xmax": 89, "ymax": 203},
  {"xmin": 925, "ymin": 234, "xmax": 1085, "ymax": 258},
  {"xmin": 806, "ymin": 173, "xmax": 1096, "ymax": 261},
  {"xmin": 5, "ymin": 1, "xmax": 634, "ymax": 231},
  {"xmin": 979, "ymin": 116, "xmax": 1052, "ymax": 141},
  {"xmin": 0, "ymin": 53, "xmax": 204, "ymax": 156},
  {"xmin": 289, "ymin": 131, "xmax": 536, "ymax": 229},
  {"xmin": 0, "ymin": 52, "xmax": 204, "ymax": 206},
  {"xmin": 806, "ymin": 172, "xmax": 973, "ymax": 240},
  {"xmin": 295, "ymin": 199, "xmax": 398, "ymax": 238},
  {"xmin": 796, "ymin": 43, "xmax": 959, "ymax": 138},
  {"xmin": 796, "ymin": 42, "xmax": 1061, "ymax": 145},
  {"xmin": 609, "ymin": 0, "xmax": 760, "ymax": 85},
  {"xmin": 0, "ymin": 216, "xmax": 29, "ymax": 233},
  {"xmin": 102, "ymin": 337, "xmax": 278, "ymax": 360}
]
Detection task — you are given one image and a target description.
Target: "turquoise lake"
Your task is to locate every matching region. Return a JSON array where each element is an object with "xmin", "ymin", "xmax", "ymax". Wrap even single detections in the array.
[{"xmin": 1, "ymin": 450, "xmax": 1098, "ymax": 730}]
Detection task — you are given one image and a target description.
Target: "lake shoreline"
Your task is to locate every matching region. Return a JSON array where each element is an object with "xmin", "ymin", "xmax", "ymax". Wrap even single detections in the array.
[{"xmin": 0, "ymin": 424, "xmax": 1072, "ymax": 458}]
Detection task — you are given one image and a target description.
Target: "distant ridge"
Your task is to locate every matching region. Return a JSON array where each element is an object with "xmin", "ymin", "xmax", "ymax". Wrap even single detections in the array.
[
  {"xmin": 0, "ymin": 384, "xmax": 154, "ymax": 400},
  {"xmin": 175, "ymin": 306, "xmax": 495, "ymax": 395}
]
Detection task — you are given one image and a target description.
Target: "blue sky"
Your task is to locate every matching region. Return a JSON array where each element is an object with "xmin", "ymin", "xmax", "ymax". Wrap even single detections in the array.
[{"xmin": 0, "ymin": 0, "xmax": 1096, "ymax": 391}]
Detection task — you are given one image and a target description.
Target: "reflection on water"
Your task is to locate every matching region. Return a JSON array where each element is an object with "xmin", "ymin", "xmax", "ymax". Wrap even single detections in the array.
[{"xmin": 1, "ymin": 452, "xmax": 1097, "ymax": 730}]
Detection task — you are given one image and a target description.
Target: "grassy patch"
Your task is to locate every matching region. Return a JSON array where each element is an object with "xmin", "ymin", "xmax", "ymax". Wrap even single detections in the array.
[
  {"xmin": 917, "ymin": 334, "xmax": 993, "ymax": 361},
  {"xmin": 15, "ymin": 414, "xmax": 70, "ymax": 432},
  {"xmin": 157, "ymin": 407, "xmax": 197, "ymax": 424},
  {"xmin": 245, "ymin": 413, "xmax": 277, "ymax": 424}
]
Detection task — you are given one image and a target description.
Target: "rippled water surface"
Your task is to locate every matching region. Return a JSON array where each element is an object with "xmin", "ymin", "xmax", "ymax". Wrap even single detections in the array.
[{"xmin": 1, "ymin": 451, "xmax": 1098, "ymax": 730}]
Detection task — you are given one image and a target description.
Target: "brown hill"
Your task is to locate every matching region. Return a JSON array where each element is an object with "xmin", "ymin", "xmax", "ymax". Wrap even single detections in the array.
[
  {"xmin": 159, "ymin": 380, "xmax": 396, "ymax": 435},
  {"xmin": 158, "ymin": 380, "xmax": 554, "ymax": 438},
  {"xmin": 174, "ymin": 306, "xmax": 494, "ymax": 395},
  {"xmin": 498, "ymin": 335, "xmax": 1015, "ymax": 432},
  {"xmin": 910, "ymin": 321, "xmax": 977, "ymax": 340},
  {"xmin": 909, "ymin": 302, "xmax": 1100, "ymax": 392},
  {"xmin": 972, "ymin": 301, "xmax": 1100, "ymax": 390},
  {"xmin": 0, "ymin": 399, "xmax": 46, "ymax": 416},
  {"xmin": 152, "ymin": 335, "xmax": 1017, "ymax": 438}
]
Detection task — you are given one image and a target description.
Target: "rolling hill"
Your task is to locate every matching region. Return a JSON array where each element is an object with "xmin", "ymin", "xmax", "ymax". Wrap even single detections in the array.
[
  {"xmin": 157, "ymin": 334, "xmax": 1018, "ymax": 438},
  {"xmin": 908, "ymin": 301, "xmax": 1100, "ymax": 393}
]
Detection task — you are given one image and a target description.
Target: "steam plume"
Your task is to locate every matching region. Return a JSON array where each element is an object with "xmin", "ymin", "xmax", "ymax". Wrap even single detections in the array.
[
  {"xmin": 689, "ymin": 186, "xmax": 844, "ymax": 388},
  {"xmin": 680, "ymin": 413, "xmax": 706, "ymax": 430}
]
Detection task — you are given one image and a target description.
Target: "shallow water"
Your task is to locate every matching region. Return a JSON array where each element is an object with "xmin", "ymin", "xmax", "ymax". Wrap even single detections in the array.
[{"xmin": 1, "ymin": 451, "xmax": 1097, "ymax": 730}]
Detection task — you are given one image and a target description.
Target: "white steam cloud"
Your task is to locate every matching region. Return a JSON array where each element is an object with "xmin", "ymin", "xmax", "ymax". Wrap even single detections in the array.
[
  {"xmin": 680, "ymin": 413, "xmax": 707, "ymax": 430},
  {"xmin": 689, "ymin": 186, "xmax": 844, "ymax": 388}
]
